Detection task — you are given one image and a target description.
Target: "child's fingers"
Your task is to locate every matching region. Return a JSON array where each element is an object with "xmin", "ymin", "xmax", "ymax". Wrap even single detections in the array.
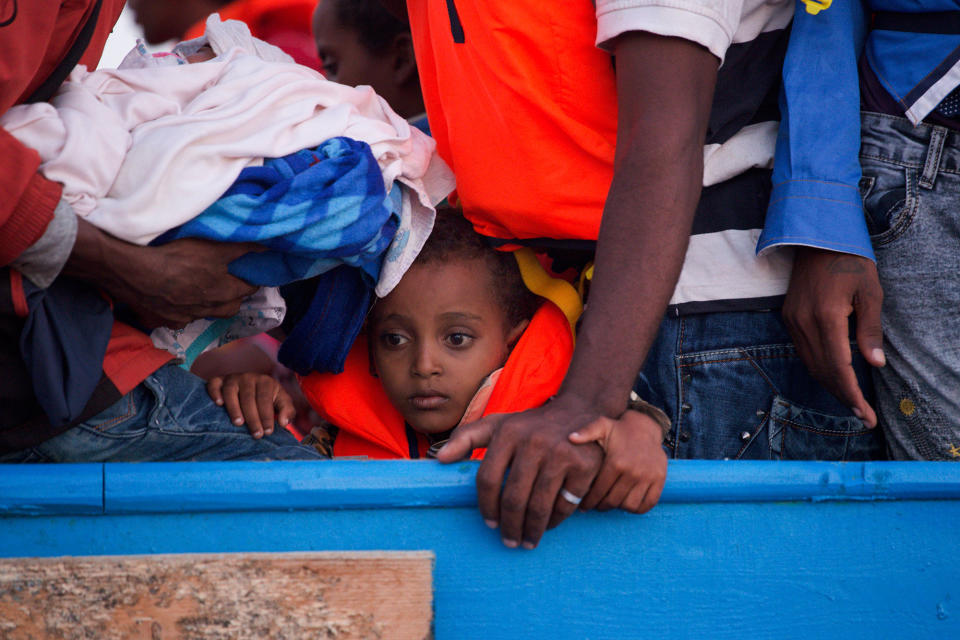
[
  {"xmin": 255, "ymin": 378, "xmax": 276, "ymax": 436},
  {"xmin": 596, "ymin": 475, "xmax": 632, "ymax": 512},
  {"xmin": 275, "ymin": 387, "xmax": 296, "ymax": 429},
  {"xmin": 238, "ymin": 381, "xmax": 264, "ymax": 437},
  {"xmin": 568, "ymin": 419, "xmax": 611, "ymax": 447},
  {"xmin": 206, "ymin": 377, "xmax": 225, "ymax": 406},
  {"xmin": 579, "ymin": 462, "xmax": 619, "ymax": 512},
  {"xmin": 219, "ymin": 379, "xmax": 249, "ymax": 432},
  {"xmin": 622, "ymin": 476, "xmax": 664, "ymax": 515}
]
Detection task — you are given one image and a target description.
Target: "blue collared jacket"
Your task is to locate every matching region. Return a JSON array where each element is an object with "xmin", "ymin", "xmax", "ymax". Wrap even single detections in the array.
[{"xmin": 758, "ymin": 0, "xmax": 960, "ymax": 261}]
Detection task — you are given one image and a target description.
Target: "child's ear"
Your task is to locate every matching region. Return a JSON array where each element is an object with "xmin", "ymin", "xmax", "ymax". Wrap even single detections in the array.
[
  {"xmin": 391, "ymin": 33, "xmax": 417, "ymax": 85},
  {"xmin": 505, "ymin": 318, "xmax": 529, "ymax": 348}
]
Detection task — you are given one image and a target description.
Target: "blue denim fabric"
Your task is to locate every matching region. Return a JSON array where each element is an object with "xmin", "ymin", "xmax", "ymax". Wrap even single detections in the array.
[
  {"xmin": 859, "ymin": 112, "xmax": 960, "ymax": 460},
  {"xmin": 635, "ymin": 309, "xmax": 886, "ymax": 461},
  {"xmin": 0, "ymin": 364, "xmax": 324, "ymax": 462}
]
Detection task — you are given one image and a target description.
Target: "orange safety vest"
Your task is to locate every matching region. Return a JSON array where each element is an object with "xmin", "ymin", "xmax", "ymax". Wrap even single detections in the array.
[
  {"xmin": 300, "ymin": 301, "xmax": 574, "ymax": 459},
  {"xmin": 407, "ymin": 0, "xmax": 618, "ymax": 243}
]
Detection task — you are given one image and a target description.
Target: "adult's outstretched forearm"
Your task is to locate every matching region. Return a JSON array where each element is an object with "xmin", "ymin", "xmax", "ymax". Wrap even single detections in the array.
[
  {"xmin": 438, "ymin": 31, "xmax": 719, "ymax": 548},
  {"xmin": 64, "ymin": 218, "xmax": 261, "ymax": 329}
]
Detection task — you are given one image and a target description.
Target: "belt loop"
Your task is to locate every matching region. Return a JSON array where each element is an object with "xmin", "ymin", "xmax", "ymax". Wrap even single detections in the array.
[{"xmin": 920, "ymin": 125, "xmax": 948, "ymax": 189}]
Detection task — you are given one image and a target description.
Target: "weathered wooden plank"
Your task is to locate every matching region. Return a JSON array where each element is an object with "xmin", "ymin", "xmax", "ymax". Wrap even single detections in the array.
[{"xmin": 0, "ymin": 551, "xmax": 433, "ymax": 639}]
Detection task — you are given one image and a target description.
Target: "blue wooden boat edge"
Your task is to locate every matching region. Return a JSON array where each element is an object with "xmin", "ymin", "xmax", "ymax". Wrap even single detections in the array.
[{"xmin": 2, "ymin": 459, "xmax": 959, "ymax": 516}]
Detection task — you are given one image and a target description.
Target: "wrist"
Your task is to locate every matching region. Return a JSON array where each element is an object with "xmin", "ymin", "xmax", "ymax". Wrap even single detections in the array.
[
  {"xmin": 626, "ymin": 393, "xmax": 671, "ymax": 440},
  {"xmin": 552, "ymin": 385, "xmax": 629, "ymax": 420},
  {"xmin": 557, "ymin": 336, "xmax": 643, "ymax": 419},
  {"xmin": 64, "ymin": 219, "xmax": 140, "ymax": 295}
]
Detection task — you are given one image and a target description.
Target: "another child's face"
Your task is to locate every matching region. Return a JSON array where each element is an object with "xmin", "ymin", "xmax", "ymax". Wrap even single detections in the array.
[
  {"xmin": 312, "ymin": 3, "xmax": 395, "ymax": 97},
  {"xmin": 370, "ymin": 259, "xmax": 521, "ymax": 435}
]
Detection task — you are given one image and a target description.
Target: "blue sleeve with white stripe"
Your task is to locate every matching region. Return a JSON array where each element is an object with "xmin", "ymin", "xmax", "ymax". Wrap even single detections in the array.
[{"xmin": 758, "ymin": 0, "xmax": 874, "ymax": 261}]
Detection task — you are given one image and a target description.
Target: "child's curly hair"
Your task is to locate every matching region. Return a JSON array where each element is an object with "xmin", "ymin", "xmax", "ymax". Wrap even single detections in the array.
[{"xmin": 415, "ymin": 208, "xmax": 540, "ymax": 328}]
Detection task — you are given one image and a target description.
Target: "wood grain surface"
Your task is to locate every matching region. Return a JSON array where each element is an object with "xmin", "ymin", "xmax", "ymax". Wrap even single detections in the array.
[{"xmin": 0, "ymin": 551, "xmax": 433, "ymax": 639}]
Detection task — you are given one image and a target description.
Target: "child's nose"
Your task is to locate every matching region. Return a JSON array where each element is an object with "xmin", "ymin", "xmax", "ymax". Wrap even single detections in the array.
[{"xmin": 411, "ymin": 344, "xmax": 442, "ymax": 377}]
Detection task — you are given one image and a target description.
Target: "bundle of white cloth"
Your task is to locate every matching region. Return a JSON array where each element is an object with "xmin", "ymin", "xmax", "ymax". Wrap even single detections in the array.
[{"xmin": 1, "ymin": 15, "xmax": 454, "ymax": 363}]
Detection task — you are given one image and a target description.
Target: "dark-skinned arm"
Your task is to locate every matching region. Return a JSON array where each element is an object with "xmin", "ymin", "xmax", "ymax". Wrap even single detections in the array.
[
  {"xmin": 64, "ymin": 217, "xmax": 260, "ymax": 329},
  {"xmin": 763, "ymin": 1, "xmax": 882, "ymax": 427},
  {"xmin": 782, "ymin": 248, "xmax": 884, "ymax": 427},
  {"xmin": 436, "ymin": 31, "xmax": 719, "ymax": 548}
]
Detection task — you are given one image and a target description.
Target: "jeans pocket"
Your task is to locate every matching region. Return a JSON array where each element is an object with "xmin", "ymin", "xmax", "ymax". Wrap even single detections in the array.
[
  {"xmin": 81, "ymin": 387, "xmax": 149, "ymax": 438},
  {"xmin": 766, "ymin": 395, "xmax": 885, "ymax": 461},
  {"xmin": 860, "ymin": 163, "xmax": 920, "ymax": 245}
]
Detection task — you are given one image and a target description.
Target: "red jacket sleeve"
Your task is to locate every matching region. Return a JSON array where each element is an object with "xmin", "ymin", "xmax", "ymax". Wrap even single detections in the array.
[
  {"xmin": 0, "ymin": 0, "xmax": 126, "ymax": 265},
  {"xmin": 0, "ymin": 129, "xmax": 62, "ymax": 266}
]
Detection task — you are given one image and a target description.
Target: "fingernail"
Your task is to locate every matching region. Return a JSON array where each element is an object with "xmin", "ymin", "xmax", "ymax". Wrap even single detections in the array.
[
  {"xmin": 215, "ymin": 399, "xmax": 223, "ymax": 406},
  {"xmin": 521, "ymin": 541, "xmax": 536, "ymax": 550},
  {"xmin": 569, "ymin": 432, "xmax": 580, "ymax": 439},
  {"xmin": 484, "ymin": 519, "xmax": 498, "ymax": 529},
  {"xmin": 872, "ymin": 348, "xmax": 886, "ymax": 366},
  {"xmin": 502, "ymin": 538, "xmax": 519, "ymax": 549},
  {"xmin": 233, "ymin": 417, "xmax": 243, "ymax": 426},
  {"xmin": 852, "ymin": 407, "xmax": 864, "ymax": 419},
  {"xmin": 279, "ymin": 418, "xmax": 288, "ymax": 427}
]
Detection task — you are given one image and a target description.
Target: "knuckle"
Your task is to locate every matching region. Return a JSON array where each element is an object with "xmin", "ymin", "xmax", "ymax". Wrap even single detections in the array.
[
  {"xmin": 611, "ymin": 458, "xmax": 631, "ymax": 476},
  {"xmin": 639, "ymin": 496, "xmax": 658, "ymax": 514},
  {"xmin": 527, "ymin": 505, "xmax": 551, "ymax": 523},
  {"xmin": 811, "ymin": 306, "xmax": 838, "ymax": 325},
  {"xmin": 572, "ymin": 447, "xmax": 602, "ymax": 475},
  {"xmin": 475, "ymin": 472, "xmax": 499, "ymax": 495},
  {"xmin": 500, "ymin": 497, "xmax": 524, "ymax": 515},
  {"xmin": 497, "ymin": 415, "xmax": 524, "ymax": 435},
  {"xmin": 570, "ymin": 457, "xmax": 594, "ymax": 477},
  {"xmin": 653, "ymin": 465, "xmax": 667, "ymax": 484},
  {"xmin": 548, "ymin": 439, "xmax": 574, "ymax": 460},
  {"xmin": 526, "ymin": 430, "xmax": 556, "ymax": 451}
]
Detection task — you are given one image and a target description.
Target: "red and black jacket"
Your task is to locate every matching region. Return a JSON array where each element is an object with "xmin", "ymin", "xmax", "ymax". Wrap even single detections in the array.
[{"xmin": 0, "ymin": 0, "xmax": 171, "ymax": 452}]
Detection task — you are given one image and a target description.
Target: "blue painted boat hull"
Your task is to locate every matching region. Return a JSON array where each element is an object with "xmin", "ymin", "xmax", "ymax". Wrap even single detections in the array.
[{"xmin": 2, "ymin": 460, "xmax": 958, "ymax": 638}]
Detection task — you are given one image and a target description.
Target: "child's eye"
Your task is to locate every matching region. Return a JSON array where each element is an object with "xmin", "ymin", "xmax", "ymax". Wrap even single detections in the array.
[
  {"xmin": 381, "ymin": 333, "xmax": 408, "ymax": 348},
  {"xmin": 445, "ymin": 333, "xmax": 473, "ymax": 348},
  {"xmin": 320, "ymin": 55, "xmax": 339, "ymax": 79}
]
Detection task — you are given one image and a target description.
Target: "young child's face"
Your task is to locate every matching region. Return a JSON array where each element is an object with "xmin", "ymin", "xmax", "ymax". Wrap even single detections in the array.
[
  {"xmin": 369, "ymin": 258, "xmax": 526, "ymax": 435},
  {"xmin": 312, "ymin": 3, "xmax": 397, "ymax": 101}
]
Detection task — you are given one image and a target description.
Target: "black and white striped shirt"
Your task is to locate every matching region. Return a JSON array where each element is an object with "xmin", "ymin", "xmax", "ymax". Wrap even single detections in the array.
[{"xmin": 598, "ymin": 0, "xmax": 794, "ymax": 314}]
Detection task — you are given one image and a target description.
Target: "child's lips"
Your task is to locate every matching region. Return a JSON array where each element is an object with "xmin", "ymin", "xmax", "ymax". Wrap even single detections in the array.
[{"xmin": 409, "ymin": 393, "xmax": 449, "ymax": 410}]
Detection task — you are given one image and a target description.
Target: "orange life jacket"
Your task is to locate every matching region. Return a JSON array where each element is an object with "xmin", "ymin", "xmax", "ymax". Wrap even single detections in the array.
[
  {"xmin": 299, "ymin": 301, "xmax": 574, "ymax": 459},
  {"xmin": 407, "ymin": 0, "xmax": 618, "ymax": 242}
]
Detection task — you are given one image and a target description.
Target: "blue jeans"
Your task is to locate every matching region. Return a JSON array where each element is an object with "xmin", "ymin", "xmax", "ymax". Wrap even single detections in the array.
[
  {"xmin": 635, "ymin": 309, "xmax": 886, "ymax": 460},
  {"xmin": 0, "ymin": 364, "xmax": 324, "ymax": 462},
  {"xmin": 859, "ymin": 112, "xmax": 960, "ymax": 460}
]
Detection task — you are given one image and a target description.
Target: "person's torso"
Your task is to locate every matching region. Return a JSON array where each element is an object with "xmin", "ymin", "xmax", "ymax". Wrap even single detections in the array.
[
  {"xmin": 408, "ymin": 0, "xmax": 795, "ymax": 312},
  {"xmin": 863, "ymin": 0, "xmax": 960, "ymax": 125}
]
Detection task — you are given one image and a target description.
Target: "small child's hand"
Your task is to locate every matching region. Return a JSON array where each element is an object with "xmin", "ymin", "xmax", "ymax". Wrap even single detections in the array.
[
  {"xmin": 207, "ymin": 373, "xmax": 295, "ymax": 439},
  {"xmin": 567, "ymin": 402, "xmax": 669, "ymax": 514}
]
